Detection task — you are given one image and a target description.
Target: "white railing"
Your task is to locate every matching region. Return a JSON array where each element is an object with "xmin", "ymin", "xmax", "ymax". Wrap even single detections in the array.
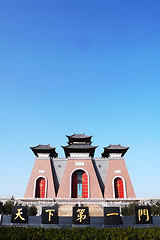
[{"xmin": 1, "ymin": 197, "xmax": 160, "ymax": 215}]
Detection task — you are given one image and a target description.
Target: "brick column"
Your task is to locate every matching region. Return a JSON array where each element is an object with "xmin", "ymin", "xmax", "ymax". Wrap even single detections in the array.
[
  {"xmin": 104, "ymin": 158, "xmax": 136, "ymax": 198},
  {"xmin": 57, "ymin": 158, "xmax": 103, "ymax": 198},
  {"xmin": 24, "ymin": 157, "xmax": 56, "ymax": 198}
]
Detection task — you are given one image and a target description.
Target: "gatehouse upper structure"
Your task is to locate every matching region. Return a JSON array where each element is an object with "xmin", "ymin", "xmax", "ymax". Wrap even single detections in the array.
[{"xmin": 24, "ymin": 134, "xmax": 136, "ymax": 199}]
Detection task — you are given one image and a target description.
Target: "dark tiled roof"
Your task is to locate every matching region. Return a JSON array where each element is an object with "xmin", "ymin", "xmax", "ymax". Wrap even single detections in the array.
[
  {"xmin": 63, "ymin": 133, "xmax": 96, "ymax": 157},
  {"xmin": 62, "ymin": 144, "xmax": 97, "ymax": 149},
  {"xmin": 30, "ymin": 144, "xmax": 58, "ymax": 158},
  {"xmin": 31, "ymin": 144, "xmax": 53, "ymax": 150},
  {"xmin": 62, "ymin": 138, "xmax": 97, "ymax": 157},
  {"xmin": 101, "ymin": 144, "xmax": 129, "ymax": 158},
  {"xmin": 104, "ymin": 144, "xmax": 129, "ymax": 150},
  {"xmin": 66, "ymin": 133, "xmax": 93, "ymax": 139}
]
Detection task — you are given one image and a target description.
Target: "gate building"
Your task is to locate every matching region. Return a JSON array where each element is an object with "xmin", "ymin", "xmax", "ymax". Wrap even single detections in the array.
[{"xmin": 24, "ymin": 134, "xmax": 136, "ymax": 199}]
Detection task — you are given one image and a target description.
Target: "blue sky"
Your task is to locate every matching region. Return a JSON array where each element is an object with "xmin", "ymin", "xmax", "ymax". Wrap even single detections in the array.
[{"xmin": 1, "ymin": 0, "xmax": 160, "ymax": 198}]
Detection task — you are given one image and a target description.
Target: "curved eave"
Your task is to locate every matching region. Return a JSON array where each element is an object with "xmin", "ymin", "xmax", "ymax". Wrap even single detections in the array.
[
  {"xmin": 66, "ymin": 134, "xmax": 93, "ymax": 138},
  {"xmin": 30, "ymin": 147, "xmax": 58, "ymax": 158},
  {"xmin": 66, "ymin": 135, "xmax": 93, "ymax": 143},
  {"xmin": 101, "ymin": 147, "xmax": 129, "ymax": 158},
  {"xmin": 62, "ymin": 145, "xmax": 97, "ymax": 150},
  {"xmin": 62, "ymin": 145, "xmax": 97, "ymax": 158}
]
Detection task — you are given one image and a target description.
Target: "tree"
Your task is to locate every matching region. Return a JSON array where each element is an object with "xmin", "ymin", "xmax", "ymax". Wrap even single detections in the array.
[
  {"xmin": 0, "ymin": 202, "xmax": 3, "ymax": 214},
  {"xmin": 28, "ymin": 205, "xmax": 37, "ymax": 216},
  {"xmin": 3, "ymin": 200, "xmax": 13, "ymax": 215},
  {"xmin": 121, "ymin": 202, "xmax": 140, "ymax": 216},
  {"xmin": 151, "ymin": 201, "xmax": 160, "ymax": 216}
]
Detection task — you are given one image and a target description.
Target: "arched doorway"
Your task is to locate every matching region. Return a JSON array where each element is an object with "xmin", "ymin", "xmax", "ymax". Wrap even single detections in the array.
[
  {"xmin": 35, "ymin": 177, "xmax": 46, "ymax": 198},
  {"xmin": 114, "ymin": 177, "xmax": 124, "ymax": 198},
  {"xmin": 71, "ymin": 170, "xmax": 88, "ymax": 198}
]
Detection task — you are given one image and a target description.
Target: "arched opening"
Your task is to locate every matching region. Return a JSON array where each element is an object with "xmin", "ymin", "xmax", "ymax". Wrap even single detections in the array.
[
  {"xmin": 35, "ymin": 177, "xmax": 46, "ymax": 198},
  {"xmin": 71, "ymin": 170, "xmax": 88, "ymax": 198},
  {"xmin": 114, "ymin": 177, "xmax": 124, "ymax": 198}
]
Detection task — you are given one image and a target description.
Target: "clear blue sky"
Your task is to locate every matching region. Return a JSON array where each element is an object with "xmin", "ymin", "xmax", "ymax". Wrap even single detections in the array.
[{"xmin": 1, "ymin": 0, "xmax": 160, "ymax": 198}]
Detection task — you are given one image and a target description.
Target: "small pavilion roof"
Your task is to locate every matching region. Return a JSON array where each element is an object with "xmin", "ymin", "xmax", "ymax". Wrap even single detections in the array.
[
  {"xmin": 30, "ymin": 144, "xmax": 58, "ymax": 158},
  {"xmin": 66, "ymin": 133, "xmax": 93, "ymax": 143},
  {"xmin": 105, "ymin": 144, "xmax": 129, "ymax": 150},
  {"xmin": 101, "ymin": 144, "xmax": 129, "ymax": 158},
  {"xmin": 66, "ymin": 133, "xmax": 93, "ymax": 139},
  {"xmin": 63, "ymin": 133, "xmax": 96, "ymax": 157}
]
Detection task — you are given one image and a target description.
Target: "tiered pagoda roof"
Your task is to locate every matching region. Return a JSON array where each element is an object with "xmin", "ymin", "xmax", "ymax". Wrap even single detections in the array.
[
  {"xmin": 101, "ymin": 144, "xmax": 129, "ymax": 158},
  {"xmin": 66, "ymin": 134, "xmax": 93, "ymax": 143},
  {"xmin": 62, "ymin": 133, "xmax": 97, "ymax": 158},
  {"xmin": 30, "ymin": 144, "xmax": 58, "ymax": 158}
]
